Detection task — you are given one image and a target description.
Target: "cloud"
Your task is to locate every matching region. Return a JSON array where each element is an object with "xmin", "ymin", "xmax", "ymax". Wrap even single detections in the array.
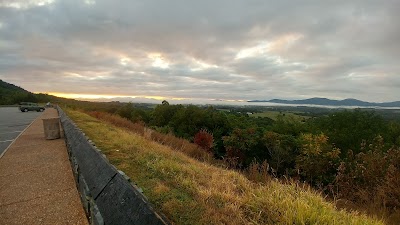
[{"xmin": 0, "ymin": 0, "xmax": 399, "ymax": 103}]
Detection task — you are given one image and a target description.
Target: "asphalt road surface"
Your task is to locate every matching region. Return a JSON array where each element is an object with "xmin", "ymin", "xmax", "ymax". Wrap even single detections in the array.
[{"xmin": 0, "ymin": 107, "xmax": 42, "ymax": 157}]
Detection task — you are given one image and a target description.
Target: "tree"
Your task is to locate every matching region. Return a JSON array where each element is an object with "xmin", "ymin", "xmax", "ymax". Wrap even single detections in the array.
[
  {"xmin": 263, "ymin": 131, "xmax": 298, "ymax": 175},
  {"xmin": 270, "ymin": 114, "xmax": 306, "ymax": 136},
  {"xmin": 223, "ymin": 128, "xmax": 260, "ymax": 167},
  {"xmin": 296, "ymin": 133, "xmax": 341, "ymax": 186},
  {"xmin": 168, "ymin": 105, "xmax": 205, "ymax": 139},
  {"xmin": 117, "ymin": 102, "xmax": 134, "ymax": 119},
  {"xmin": 311, "ymin": 110, "xmax": 386, "ymax": 155},
  {"xmin": 131, "ymin": 108, "xmax": 150, "ymax": 123},
  {"xmin": 194, "ymin": 129, "xmax": 214, "ymax": 152},
  {"xmin": 150, "ymin": 103, "xmax": 182, "ymax": 127}
]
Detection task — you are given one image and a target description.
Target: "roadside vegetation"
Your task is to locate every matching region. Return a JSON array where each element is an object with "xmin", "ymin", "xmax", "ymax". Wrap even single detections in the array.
[
  {"xmin": 64, "ymin": 100, "xmax": 400, "ymax": 224},
  {"xmin": 66, "ymin": 109, "xmax": 384, "ymax": 225}
]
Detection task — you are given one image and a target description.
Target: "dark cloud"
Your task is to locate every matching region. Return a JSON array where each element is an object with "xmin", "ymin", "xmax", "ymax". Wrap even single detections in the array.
[{"xmin": 0, "ymin": 0, "xmax": 399, "ymax": 102}]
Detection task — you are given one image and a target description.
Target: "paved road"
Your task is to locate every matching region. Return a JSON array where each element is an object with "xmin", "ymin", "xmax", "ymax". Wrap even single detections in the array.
[{"xmin": 0, "ymin": 107, "xmax": 42, "ymax": 156}]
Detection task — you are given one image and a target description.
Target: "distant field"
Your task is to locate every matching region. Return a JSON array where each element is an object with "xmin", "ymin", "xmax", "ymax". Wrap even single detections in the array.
[
  {"xmin": 250, "ymin": 110, "xmax": 310, "ymax": 121},
  {"xmin": 66, "ymin": 109, "xmax": 382, "ymax": 225}
]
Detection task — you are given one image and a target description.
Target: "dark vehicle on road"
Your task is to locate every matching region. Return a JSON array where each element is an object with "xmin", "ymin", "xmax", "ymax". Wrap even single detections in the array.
[{"xmin": 19, "ymin": 102, "xmax": 45, "ymax": 112}]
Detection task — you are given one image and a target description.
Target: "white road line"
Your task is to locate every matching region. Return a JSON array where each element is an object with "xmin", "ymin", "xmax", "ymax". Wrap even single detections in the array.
[
  {"xmin": 0, "ymin": 123, "xmax": 30, "ymax": 127},
  {"xmin": 0, "ymin": 139, "xmax": 14, "ymax": 143},
  {"xmin": 0, "ymin": 114, "xmax": 40, "ymax": 159},
  {"xmin": 0, "ymin": 131, "xmax": 23, "ymax": 134}
]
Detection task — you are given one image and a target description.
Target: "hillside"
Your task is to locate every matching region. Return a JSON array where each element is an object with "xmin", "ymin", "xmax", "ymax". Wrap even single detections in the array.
[
  {"xmin": 0, "ymin": 79, "xmax": 27, "ymax": 93},
  {"xmin": 0, "ymin": 79, "xmax": 77, "ymax": 105},
  {"xmin": 65, "ymin": 108, "xmax": 383, "ymax": 225},
  {"xmin": 249, "ymin": 97, "xmax": 400, "ymax": 107},
  {"xmin": 0, "ymin": 79, "xmax": 37, "ymax": 104}
]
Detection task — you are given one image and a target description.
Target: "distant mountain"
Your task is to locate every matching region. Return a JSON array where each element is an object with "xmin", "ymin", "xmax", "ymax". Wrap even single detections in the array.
[{"xmin": 248, "ymin": 97, "xmax": 400, "ymax": 107}]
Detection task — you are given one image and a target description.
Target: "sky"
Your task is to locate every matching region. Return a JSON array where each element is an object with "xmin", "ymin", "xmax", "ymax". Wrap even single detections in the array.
[{"xmin": 0, "ymin": 0, "xmax": 399, "ymax": 103}]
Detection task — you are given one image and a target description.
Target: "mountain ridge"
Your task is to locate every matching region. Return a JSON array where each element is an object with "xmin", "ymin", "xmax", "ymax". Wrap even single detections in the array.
[{"xmin": 248, "ymin": 97, "xmax": 400, "ymax": 107}]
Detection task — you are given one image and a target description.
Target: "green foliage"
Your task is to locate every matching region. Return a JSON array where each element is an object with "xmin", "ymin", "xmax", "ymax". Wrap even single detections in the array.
[
  {"xmin": 263, "ymin": 131, "xmax": 298, "ymax": 175},
  {"xmin": 251, "ymin": 110, "xmax": 310, "ymax": 122},
  {"xmin": 131, "ymin": 108, "xmax": 150, "ymax": 123},
  {"xmin": 117, "ymin": 102, "xmax": 135, "ymax": 119},
  {"xmin": 227, "ymin": 113, "xmax": 273, "ymax": 130},
  {"xmin": 270, "ymin": 114, "xmax": 308, "ymax": 136},
  {"xmin": 169, "ymin": 105, "xmax": 208, "ymax": 139},
  {"xmin": 296, "ymin": 133, "xmax": 341, "ymax": 186},
  {"xmin": 114, "ymin": 102, "xmax": 151, "ymax": 124},
  {"xmin": 222, "ymin": 128, "xmax": 262, "ymax": 166},
  {"xmin": 0, "ymin": 80, "xmax": 39, "ymax": 104},
  {"xmin": 387, "ymin": 121, "xmax": 400, "ymax": 146},
  {"xmin": 310, "ymin": 110, "xmax": 387, "ymax": 154},
  {"xmin": 149, "ymin": 103, "xmax": 232, "ymax": 157},
  {"xmin": 151, "ymin": 102, "xmax": 183, "ymax": 127}
]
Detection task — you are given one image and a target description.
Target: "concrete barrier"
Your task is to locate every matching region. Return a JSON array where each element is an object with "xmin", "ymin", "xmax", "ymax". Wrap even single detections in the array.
[{"xmin": 57, "ymin": 107, "xmax": 170, "ymax": 225}]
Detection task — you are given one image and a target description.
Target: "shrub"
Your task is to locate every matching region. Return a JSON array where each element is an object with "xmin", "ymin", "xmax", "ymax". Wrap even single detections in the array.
[
  {"xmin": 335, "ymin": 136, "xmax": 400, "ymax": 221},
  {"xmin": 245, "ymin": 160, "xmax": 271, "ymax": 183},
  {"xmin": 194, "ymin": 129, "xmax": 214, "ymax": 152}
]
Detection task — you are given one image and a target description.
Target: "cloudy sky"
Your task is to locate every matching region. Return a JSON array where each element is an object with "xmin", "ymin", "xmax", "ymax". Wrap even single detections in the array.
[{"xmin": 0, "ymin": 0, "xmax": 399, "ymax": 103}]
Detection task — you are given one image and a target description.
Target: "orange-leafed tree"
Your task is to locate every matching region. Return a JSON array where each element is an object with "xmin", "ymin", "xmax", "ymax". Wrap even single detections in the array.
[{"xmin": 194, "ymin": 129, "xmax": 214, "ymax": 152}]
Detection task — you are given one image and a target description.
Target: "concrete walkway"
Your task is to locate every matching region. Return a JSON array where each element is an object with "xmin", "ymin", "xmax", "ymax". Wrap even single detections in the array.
[{"xmin": 0, "ymin": 108, "xmax": 88, "ymax": 225}]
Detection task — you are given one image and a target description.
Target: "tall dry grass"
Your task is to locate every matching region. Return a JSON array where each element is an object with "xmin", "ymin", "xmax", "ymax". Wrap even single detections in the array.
[{"xmin": 87, "ymin": 111, "xmax": 212, "ymax": 162}]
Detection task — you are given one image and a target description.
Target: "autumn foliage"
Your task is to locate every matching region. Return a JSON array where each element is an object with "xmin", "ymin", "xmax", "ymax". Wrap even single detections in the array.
[{"xmin": 194, "ymin": 129, "xmax": 214, "ymax": 152}]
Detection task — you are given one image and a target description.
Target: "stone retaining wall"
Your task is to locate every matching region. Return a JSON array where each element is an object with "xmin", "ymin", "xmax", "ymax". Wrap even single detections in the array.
[{"xmin": 58, "ymin": 107, "xmax": 170, "ymax": 225}]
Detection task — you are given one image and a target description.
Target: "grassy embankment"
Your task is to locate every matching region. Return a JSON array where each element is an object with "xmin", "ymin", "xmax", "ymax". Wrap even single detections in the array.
[{"xmin": 66, "ymin": 109, "xmax": 383, "ymax": 225}]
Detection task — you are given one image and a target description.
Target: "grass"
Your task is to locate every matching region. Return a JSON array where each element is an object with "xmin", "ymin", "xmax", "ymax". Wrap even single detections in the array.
[
  {"xmin": 66, "ymin": 109, "xmax": 384, "ymax": 225},
  {"xmin": 250, "ymin": 110, "xmax": 309, "ymax": 122}
]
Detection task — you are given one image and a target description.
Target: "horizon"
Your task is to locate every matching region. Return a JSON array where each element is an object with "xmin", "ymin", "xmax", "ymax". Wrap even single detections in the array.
[
  {"xmin": 46, "ymin": 92, "xmax": 398, "ymax": 105},
  {"xmin": 36, "ymin": 88, "xmax": 400, "ymax": 107},
  {"xmin": 3, "ymin": 77, "xmax": 399, "ymax": 106},
  {"xmin": 1, "ymin": 1, "xmax": 399, "ymax": 102}
]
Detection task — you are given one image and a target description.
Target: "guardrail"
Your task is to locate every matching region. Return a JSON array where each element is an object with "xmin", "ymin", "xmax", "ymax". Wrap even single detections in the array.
[{"xmin": 57, "ymin": 107, "xmax": 170, "ymax": 225}]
